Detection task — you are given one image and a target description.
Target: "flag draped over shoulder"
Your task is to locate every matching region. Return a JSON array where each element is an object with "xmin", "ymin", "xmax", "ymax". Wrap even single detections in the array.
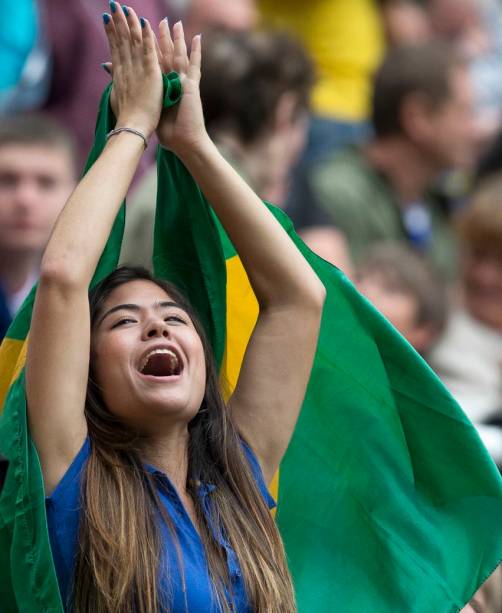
[
  {"xmin": 0, "ymin": 77, "xmax": 501, "ymax": 612},
  {"xmin": 0, "ymin": 84, "xmax": 119, "ymax": 613}
]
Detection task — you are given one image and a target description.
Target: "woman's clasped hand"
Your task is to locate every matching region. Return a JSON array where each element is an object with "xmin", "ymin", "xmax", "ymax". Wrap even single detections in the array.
[{"xmin": 102, "ymin": 2, "xmax": 208, "ymax": 156}]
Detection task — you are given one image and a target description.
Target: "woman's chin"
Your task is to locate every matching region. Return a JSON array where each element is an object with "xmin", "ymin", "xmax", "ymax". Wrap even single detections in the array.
[{"xmin": 136, "ymin": 392, "xmax": 200, "ymax": 424}]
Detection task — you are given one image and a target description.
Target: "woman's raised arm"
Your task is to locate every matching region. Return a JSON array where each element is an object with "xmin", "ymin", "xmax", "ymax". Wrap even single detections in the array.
[
  {"xmin": 26, "ymin": 5, "xmax": 163, "ymax": 494},
  {"xmin": 157, "ymin": 22, "xmax": 326, "ymax": 485}
]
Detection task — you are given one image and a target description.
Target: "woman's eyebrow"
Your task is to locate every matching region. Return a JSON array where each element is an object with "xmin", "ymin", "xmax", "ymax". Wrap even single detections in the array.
[{"xmin": 156, "ymin": 300, "xmax": 184, "ymax": 311}]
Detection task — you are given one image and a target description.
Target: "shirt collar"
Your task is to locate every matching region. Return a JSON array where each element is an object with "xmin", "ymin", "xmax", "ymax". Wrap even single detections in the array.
[{"xmin": 144, "ymin": 463, "xmax": 216, "ymax": 497}]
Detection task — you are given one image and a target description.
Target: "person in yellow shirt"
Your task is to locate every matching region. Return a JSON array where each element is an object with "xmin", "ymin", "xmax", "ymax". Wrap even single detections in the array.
[
  {"xmin": 260, "ymin": 0, "xmax": 384, "ymax": 122},
  {"xmin": 259, "ymin": 0, "xmax": 385, "ymax": 160}
]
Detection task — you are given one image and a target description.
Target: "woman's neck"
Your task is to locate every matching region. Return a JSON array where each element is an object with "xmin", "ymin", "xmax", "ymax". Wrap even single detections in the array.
[
  {"xmin": 140, "ymin": 427, "xmax": 190, "ymax": 494},
  {"xmin": 140, "ymin": 427, "xmax": 202, "ymax": 529}
]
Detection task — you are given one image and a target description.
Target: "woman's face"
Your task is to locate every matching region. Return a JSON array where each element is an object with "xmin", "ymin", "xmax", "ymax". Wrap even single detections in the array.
[{"xmin": 91, "ymin": 280, "xmax": 206, "ymax": 433}]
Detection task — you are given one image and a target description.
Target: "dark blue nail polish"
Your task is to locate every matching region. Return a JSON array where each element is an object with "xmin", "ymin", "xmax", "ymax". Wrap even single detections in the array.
[
  {"xmin": 109, "ymin": 1, "xmax": 117, "ymax": 13},
  {"xmin": 101, "ymin": 63, "xmax": 111, "ymax": 75},
  {"xmin": 140, "ymin": 17, "xmax": 146, "ymax": 28},
  {"xmin": 102, "ymin": 13, "xmax": 111, "ymax": 24},
  {"xmin": 122, "ymin": 5, "xmax": 129, "ymax": 16}
]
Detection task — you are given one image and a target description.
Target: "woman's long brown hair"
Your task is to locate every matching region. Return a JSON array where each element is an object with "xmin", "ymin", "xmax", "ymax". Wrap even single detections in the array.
[{"xmin": 72, "ymin": 267, "xmax": 296, "ymax": 612}]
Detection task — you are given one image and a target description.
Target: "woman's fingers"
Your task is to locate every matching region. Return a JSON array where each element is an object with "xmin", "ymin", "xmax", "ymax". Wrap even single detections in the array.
[
  {"xmin": 122, "ymin": 5, "xmax": 142, "ymax": 50},
  {"xmin": 140, "ymin": 18, "xmax": 158, "ymax": 67},
  {"xmin": 173, "ymin": 21, "xmax": 189, "ymax": 75},
  {"xmin": 102, "ymin": 12, "xmax": 121, "ymax": 67},
  {"xmin": 105, "ymin": 6, "xmax": 192, "ymax": 78},
  {"xmin": 109, "ymin": 1, "xmax": 132, "ymax": 63},
  {"xmin": 105, "ymin": 4, "xmax": 156, "ymax": 70},
  {"xmin": 187, "ymin": 34, "xmax": 202, "ymax": 83},
  {"xmin": 153, "ymin": 32, "xmax": 164, "ymax": 71},
  {"xmin": 101, "ymin": 3, "xmax": 163, "ymax": 135},
  {"xmin": 158, "ymin": 18, "xmax": 174, "ymax": 73}
]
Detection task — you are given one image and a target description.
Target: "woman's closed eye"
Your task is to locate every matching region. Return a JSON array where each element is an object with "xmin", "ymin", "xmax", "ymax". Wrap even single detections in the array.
[
  {"xmin": 111, "ymin": 317, "xmax": 137, "ymax": 329},
  {"xmin": 164, "ymin": 314, "xmax": 188, "ymax": 325}
]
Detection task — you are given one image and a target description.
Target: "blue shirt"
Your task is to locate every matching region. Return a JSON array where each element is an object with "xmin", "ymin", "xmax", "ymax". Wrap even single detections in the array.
[{"xmin": 45, "ymin": 438, "xmax": 275, "ymax": 612}]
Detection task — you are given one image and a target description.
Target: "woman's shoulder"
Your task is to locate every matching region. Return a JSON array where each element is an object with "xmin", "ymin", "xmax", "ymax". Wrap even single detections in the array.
[{"xmin": 45, "ymin": 437, "xmax": 90, "ymax": 607}]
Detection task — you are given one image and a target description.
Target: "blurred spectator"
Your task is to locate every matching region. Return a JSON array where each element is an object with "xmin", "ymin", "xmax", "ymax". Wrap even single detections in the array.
[
  {"xmin": 179, "ymin": 0, "xmax": 258, "ymax": 38},
  {"xmin": 0, "ymin": 115, "xmax": 76, "ymax": 339},
  {"xmin": 430, "ymin": 174, "xmax": 502, "ymax": 466},
  {"xmin": 258, "ymin": 1, "xmax": 390, "ymax": 261},
  {"xmin": 259, "ymin": 1, "xmax": 453, "ymax": 245},
  {"xmin": 298, "ymin": 227, "xmax": 355, "ymax": 276},
  {"xmin": 121, "ymin": 28, "xmax": 313, "ymax": 268},
  {"xmin": 302, "ymin": 43, "xmax": 477, "ymax": 280},
  {"xmin": 259, "ymin": 0, "xmax": 386, "ymax": 163},
  {"xmin": 427, "ymin": 0, "xmax": 502, "ymax": 143},
  {"xmin": 356, "ymin": 244, "xmax": 447, "ymax": 357},
  {"xmin": 200, "ymin": 29, "xmax": 312, "ymax": 205},
  {"xmin": 382, "ymin": 0, "xmax": 432, "ymax": 47}
]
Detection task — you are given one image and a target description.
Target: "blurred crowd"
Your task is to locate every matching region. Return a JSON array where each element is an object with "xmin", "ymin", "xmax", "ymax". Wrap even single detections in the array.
[{"xmin": 1, "ymin": 0, "xmax": 502, "ymax": 608}]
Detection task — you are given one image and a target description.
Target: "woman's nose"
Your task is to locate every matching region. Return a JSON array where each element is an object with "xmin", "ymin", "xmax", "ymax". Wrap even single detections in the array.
[{"xmin": 143, "ymin": 319, "xmax": 169, "ymax": 339}]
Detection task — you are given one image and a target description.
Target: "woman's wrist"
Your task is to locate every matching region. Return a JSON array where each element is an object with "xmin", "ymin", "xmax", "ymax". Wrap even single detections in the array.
[
  {"xmin": 107, "ymin": 127, "xmax": 148, "ymax": 149},
  {"xmin": 115, "ymin": 114, "xmax": 156, "ymax": 140},
  {"xmin": 169, "ymin": 132, "xmax": 215, "ymax": 164},
  {"xmin": 104, "ymin": 128, "xmax": 148, "ymax": 157}
]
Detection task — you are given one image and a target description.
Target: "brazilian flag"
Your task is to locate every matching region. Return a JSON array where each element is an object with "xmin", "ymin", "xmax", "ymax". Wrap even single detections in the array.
[{"xmin": 1, "ymin": 77, "xmax": 501, "ymax": 613}]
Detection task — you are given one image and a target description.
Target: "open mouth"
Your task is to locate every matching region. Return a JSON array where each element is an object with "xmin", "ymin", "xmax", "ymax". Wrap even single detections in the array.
[{"xmin": 138, "ymin": 348, "xmax": 183, "ymax": 377}]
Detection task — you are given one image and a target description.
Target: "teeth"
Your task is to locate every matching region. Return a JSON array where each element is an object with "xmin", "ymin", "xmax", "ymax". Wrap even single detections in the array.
[{"xmin": 140, "ymin": 348, "xmax": 179, "ymax": 373}]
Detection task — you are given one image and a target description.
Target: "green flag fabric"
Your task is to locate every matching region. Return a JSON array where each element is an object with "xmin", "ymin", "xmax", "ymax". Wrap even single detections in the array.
[
  {"xmin": 156, "ymin": 153, "xmax": 502, "ymax": 612},
  {"xmin": 0, "ymin": 76, "xmax": 501, "ymax": 613},
  {"xmin": 0, "ymin": 84, "xmax": 120, "ymax": 613}
]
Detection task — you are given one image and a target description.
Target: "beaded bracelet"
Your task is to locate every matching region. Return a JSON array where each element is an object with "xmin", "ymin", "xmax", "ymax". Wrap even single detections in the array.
[{"xmin": 106, "ymin": 127, "xmax": 148, "ymax": 149}]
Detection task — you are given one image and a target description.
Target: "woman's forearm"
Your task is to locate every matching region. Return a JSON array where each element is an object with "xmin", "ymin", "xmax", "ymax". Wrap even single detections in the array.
[
  {"xmin": 177, "ymin": 137, "xmax": 325, "ymax": 309},
  {"xmin": 41, "ymin": 132, "xmax": 145, "ymax": 288},
  {"xmin": 41, "ymin": 6, "xmax": 162, "ymax": 290}
]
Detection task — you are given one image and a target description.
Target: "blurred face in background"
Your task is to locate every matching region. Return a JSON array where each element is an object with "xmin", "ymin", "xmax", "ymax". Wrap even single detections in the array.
[
  {"xmin": 462, "ymin": 242, "xmax": 502, "ymax": 330},
  {"xmin": 419, "ymin": 66, "xmax": 478, "ymax": 170},
  {"xmin": 262, "ymin": 94, "xmax": 309, "ymax": 204},
  {"xmin": 428, "ymin": 0, "xmax": 479, "ymax": 38},
  {"xmin": 357, "ymin": 270, "xmax": 439, "ymax": 356},
  {"xmin": 186, "ymin": 0, "xmax": 257, "ymax": 35},
  {"xmin": 0, "ymin": 144, "xmax": 75, "ymax": 256},
  {"xmin": 358, "ymin": 274, "xmax": 424, "ymax": 351}
]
